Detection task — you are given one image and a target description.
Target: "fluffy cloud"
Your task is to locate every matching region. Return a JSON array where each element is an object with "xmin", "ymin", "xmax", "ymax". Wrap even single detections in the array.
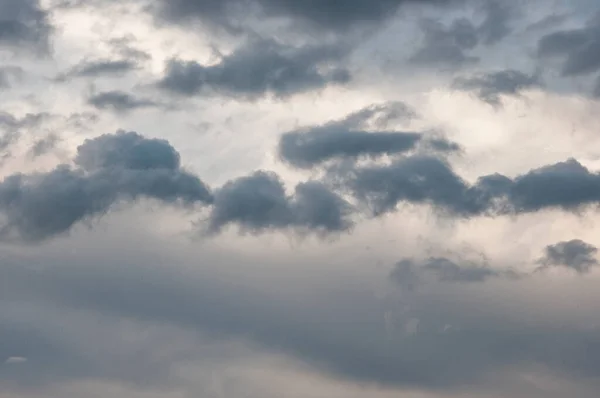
[{"xmin": 158, "ymin": 39, "xmax": 351, "ymax": 98}]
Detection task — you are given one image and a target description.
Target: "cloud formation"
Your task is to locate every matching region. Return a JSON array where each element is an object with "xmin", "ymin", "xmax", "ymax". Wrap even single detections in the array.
[
  {"xmin": 0, "ymin": 131, "xmax": 212, "ymax": 242},
  {"xmin": 153, "ymin": 0, "xmax": 461, "ymax": 33},
  {"xmin": 158, "ymin": 39, "xmax": 351, "ymax": 98},
  {"xmin": 390, "ymin": 256, "xmax": 519, "ymax": 291},
  {"xmin": 207, "ymin": 171, "xmax": 353, "ymax": 234},
  {"xmin": 337, "ymin": 156, "xmax": 600, "ymax": 218},
  {"xmin": 277, "ymin": 102, "xmax": 456, "ymax": 169},
  {"xmin": 87, "ymin": 91, "xmax": 157, "ymax": 113},
  {"xmin": 538, "ymin": 239, "xmax": 599, "ymax": 274},
  {"xmin": 537, "ymin": 14, "xmax": 600, "ymax": 77},
  {"xmin": 0, "ymin": 0, "xmax": 51, "ymax": 52},
  {"xmin": 453, "ymin": 69, "xmax": 542, "ymax": 105}
]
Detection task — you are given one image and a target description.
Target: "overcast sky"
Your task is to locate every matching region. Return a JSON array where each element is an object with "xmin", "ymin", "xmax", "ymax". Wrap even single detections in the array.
[{"xmin": 2, "ymin": 1, "xmax": 600, "ymax": 397}]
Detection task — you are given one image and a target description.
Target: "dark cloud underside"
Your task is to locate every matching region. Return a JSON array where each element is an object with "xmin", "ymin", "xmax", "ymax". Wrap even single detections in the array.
[{"xmin": 158, "ymin": 39, "xmax": 351, "ymax": 98}]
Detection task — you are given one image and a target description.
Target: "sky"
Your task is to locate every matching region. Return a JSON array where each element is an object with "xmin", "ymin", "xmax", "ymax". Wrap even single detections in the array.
[{"xmin": 1, "ymin": 0, "xmax": 600, "ymax": 397}]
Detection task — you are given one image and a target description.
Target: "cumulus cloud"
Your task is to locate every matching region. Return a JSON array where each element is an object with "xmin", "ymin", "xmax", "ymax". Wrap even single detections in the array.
[
  {"xmin": 207, "ymin": 171, "xmax": 353, "ymax": 234},
  {"xmin": 277, "ymin": 102, "xmax": 458, "ymax": 169},
  {"xmin": 158, "ymin": 39, "xmax": 351, "ymax": 99},
  {"xmin": 452, "ymin": 69, "xmax": 542, "ymax": 105},
  {"xmin": 337, "ymin": 156, "xmax": 600, "ymax": 218},
  {"xmin": 0, "ymin": 131, "xmax": 212, "ymax": 242},
  {"xmin": 537, "ymin": 239, "xmax": 599, "ymax": 274}
]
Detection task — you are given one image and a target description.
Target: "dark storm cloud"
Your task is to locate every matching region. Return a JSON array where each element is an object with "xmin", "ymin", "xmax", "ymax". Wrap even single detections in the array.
[
  {"xmin": 0, "ymin": 131, "xmax": 212, "ymax": 242},
  {"xmin": 158, "ymin": 39, "xmax": 351, "ymax": 98},
  {"xmin": 277, "ymin": 102, "xmax": 458, "ymax": 169},
  {"xmin": 153, "ymin": 0, "xmax": 461, "ymax": 33},
  {"xmin": 390, "ymin": 256, "xmax": 519, "ymax": 291},
  {"xmin": 0, "ymin": 0, "xmax": 52, "ymax": 52},
  {"xmin": 55, "ymin": 59, "xmax": 139, "ymax": 82},
  {"xmin": 207, "ymin": 171, "xmax": 353, "ymax": 234},
  {"xmin": 452, "ymin": 69, "xmax": 542, "ymax": 105},
  {"xmin": 87, "ymin": 91, "xmax": 157, "ymax": 113},
  {"xmin": 537, "ymin": 14, "xmax": 600, "ymax": 76},
  {"xmin": 339, "ymin": 156, "xmax": 600, "ymax": 218},
  {"xmin": 538, "ymin": 239, "xmax": 599, "ymax": 274}
]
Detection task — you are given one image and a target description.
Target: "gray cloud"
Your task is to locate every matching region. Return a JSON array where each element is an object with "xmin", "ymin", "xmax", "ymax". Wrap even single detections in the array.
[
  {"xmin": 153, "ymin": 0, "xmax": 461, "ymax": 33},
  {"xmin": 158, "ymin": 39, "xmax": 351, "ymax": 99},
  {"xmin": 28, "ymin": 134, "xmax": 60, "ymax": 158},
  {"xmin": 207, "ymin": 171, "xmax": 353, "ymax": 234},
  {"xmin": 55, "ymin": 59, "xmax": 139, "ymax": 82},
  {"xmin": 453, "ymin": 69, "xmax": 542, "ymax": 105},
  {"xmin": 338, "ymin": 156, "xmax": 600, "ymax": 218},
  {"xmin": 87, "ymin": 90, "xmax": 158, "ymax": 113},
  {"xmin": 538, "ymin": 239, "xmax": 599, "ymax": 274},
  {"xmin": 0, "ymin": 111, "xmax": 51, "ymax": 131},
  {"xmin": 409, "ymin": 3, "xmax": 515, "ymax": 69},
  {"xmin": 477, "ymin": 1, "xmax": 514, "ymax": 45},
  {"xmin": 0, "ymin": 131, "xmax": 212, "ymax": 242},
  {"xmin": 3, "ymin": 246, "xmax": 600, "ymax": 394},
  {"xmin": 0, "ymin": 0, "xmax": 51, "ymax": 52},
  {"xmin": 409, "ymin": 17, "xmax": 480, "ymax": 68},
  {"xmin": 278, "ymin": 102, "xmax": 459, "ymax": 169},
  {"xmin": 537, "ymin": 14, "xmax": 600, "ymax": 76},
  {"xmin": 391, "ymin": 256, "xmax": 519, "ymax": 291},
  {"xmin": 0, "ymin": 66, "xmax": 24, "ymax": 88}
]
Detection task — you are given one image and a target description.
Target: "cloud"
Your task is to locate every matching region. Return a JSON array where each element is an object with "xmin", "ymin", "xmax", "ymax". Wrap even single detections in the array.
[
  {"xmin": 537, "ymin": 239, "xmax": 599, "ymax": 274},
  {"xmin": 0, "ymin": 111, "xmax": 51, "ymax": 131},
  {"xmin": 152, "ymin": 0, "xmax": 461, "ymax": 33},
  {"xmin": 537, "ymin": 14, "xmax": 600, "ymax": 77},
  {"xmin": 0, "ymin": 0, "xmax": 52, "ymax": 53},
  {"xmin": 476, "ymin": 1, "xmax": 514, "ymax": 45},
  {"xmin": 452, "ymin": 69, "xmax": 542, "ymax": 105},
  {"xmin": 158, "ymin": 39, "xmax": 351, "ymax": 99},
  {"xmin": 408, "ymin": 3, "xmax": 515, "ymax": 69},
  {"xmin": 28, "ymin": 134, "xmax": 60, "ymax": 158},
  {"xmin": 337, "ymin": 156, "xmax": 600, "ymax": 218},
  {"xmin": 55, "ymin": 59, "xmax": 139, "ymax": 82},
  {"xmin": 0, "ymin": 131, "xmax": 212, "ymax": 242},
  {"xmin": 4, "ymin": 245, "xmax": 600, "ymax": 394},
  {"xmin": 207, "ymin": 171, "xmax": 353, "ymax": 234},
  {"xmin": 409, "ymin": 17, "xmax": 480, "ymax": 68},
  {"xmin": 87, "ymin": 91, "xmax": 158, "ymax": 113},
  {"xmin": 277, "ymin": 102, "xmax": 459, "ymax": 169},
  {"xmin": 0, "ymin": 66, "xmax": 24, "ymax": 88},
  {"xmin": 390, "ymin": 256, "xmax": 519, "ymax": 291}
]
